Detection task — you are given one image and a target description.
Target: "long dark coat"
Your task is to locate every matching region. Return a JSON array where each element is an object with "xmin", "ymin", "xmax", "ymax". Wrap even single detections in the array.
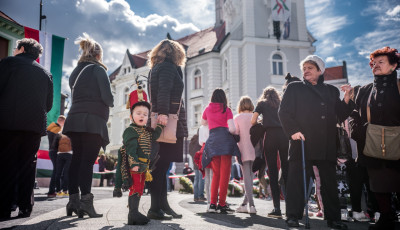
[
  {"xmin": 351, "ymin": 71, "xmax": 400, "ymax": 169},
  {"xmin": 0, "ymin": 53, "xmax": 53, "ymax": 135},
  {"xmin": 278, "ymin": 76, "xmax": 354, "ymax": 162},
  {"xmin": 149, "ymin": 59, "xmax": 188, "ymax": 138}
]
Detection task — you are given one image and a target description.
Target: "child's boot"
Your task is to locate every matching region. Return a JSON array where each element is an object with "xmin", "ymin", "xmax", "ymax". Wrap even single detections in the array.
[{"xmin": 128, "ymin": 194, "xmax": 150, "ymax": 225}]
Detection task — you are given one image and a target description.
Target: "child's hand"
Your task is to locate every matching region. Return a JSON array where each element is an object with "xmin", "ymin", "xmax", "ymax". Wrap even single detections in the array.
[{"xmin": 131, "ymin": 166, "xmax": 139, "ymax": 172}]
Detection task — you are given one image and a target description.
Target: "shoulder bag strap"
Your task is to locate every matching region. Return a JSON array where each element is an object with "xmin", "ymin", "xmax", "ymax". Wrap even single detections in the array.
[
  {"xmin": 366, "ymin": 86, "xmax": 374, "ymax": 123},
  {"xmin": 71, "ymin": 64, "xmax": 95, "ymax": 100}
]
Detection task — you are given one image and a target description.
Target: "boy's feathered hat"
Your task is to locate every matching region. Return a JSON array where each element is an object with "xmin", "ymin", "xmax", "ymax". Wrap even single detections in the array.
[{"xmin": 126, "ymin": 88, "xmax": 151, "ymax": 111}]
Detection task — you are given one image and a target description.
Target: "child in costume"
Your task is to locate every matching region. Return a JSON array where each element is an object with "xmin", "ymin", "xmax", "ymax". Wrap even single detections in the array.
[{"xmin": 113, "ymin": 88, "xmax": 163, "ymax": 225}]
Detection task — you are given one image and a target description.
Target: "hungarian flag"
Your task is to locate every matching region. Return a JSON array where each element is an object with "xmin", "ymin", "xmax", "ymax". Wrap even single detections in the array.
[
  {"xmin": 24, "ymin": 26, "xmax": 65, "ymax": 125},
  {"xmin": 36, "ymin": 141, "xmax": 99, "ymax": 179}
]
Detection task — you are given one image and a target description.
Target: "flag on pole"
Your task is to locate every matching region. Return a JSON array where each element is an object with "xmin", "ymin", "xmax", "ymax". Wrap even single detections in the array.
[
  {"xmin": 283, "ymin": 17, "xmax": 290, "ymax": 39},
  {"xmin": 24, "ymin": 27, "xmax": 65, "ymax": 125},
  {"xmin": 271, "ymin": 0, "xmax": 291, "ymax": 22}
]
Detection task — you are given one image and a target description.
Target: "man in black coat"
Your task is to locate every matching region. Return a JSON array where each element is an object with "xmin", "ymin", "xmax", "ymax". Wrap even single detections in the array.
[
  {"xmin": 278, "ymin": 55, "xmax": 353, "ymax": 229},
  {"xmin": 0, "ymin": 38, "xmax": 53, "ymax": 220}
]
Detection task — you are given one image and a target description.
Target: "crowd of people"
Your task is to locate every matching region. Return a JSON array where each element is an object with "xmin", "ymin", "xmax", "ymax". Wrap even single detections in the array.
[{"xmin": 0, "ymin": 34, "xmax": 399, "ymax": 230}]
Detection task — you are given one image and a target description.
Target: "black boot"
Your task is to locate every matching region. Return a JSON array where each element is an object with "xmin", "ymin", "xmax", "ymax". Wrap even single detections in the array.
[
  {"xmin": 128, "ymin": 194, "xmax": 149, "ymax": 225},
  {"xmin": 368, "ymin": 213, "xmax": 396, "ymax": 230},
  {"xmin": 78, "ymin": 193, "xmax": 103, "ymax": 218},
  {"xmin": 161, "ymin": 195, "xmax": 182, "ymax": 218},
  {"xmin": 66, "ymin": 193, "xmax": 80, "ymax": 216}
]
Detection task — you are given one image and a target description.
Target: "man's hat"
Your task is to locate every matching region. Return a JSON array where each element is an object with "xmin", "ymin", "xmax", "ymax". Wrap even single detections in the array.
[{"xmin": 126, "ymin": 88, "xmax": 151, "ymax": 111}]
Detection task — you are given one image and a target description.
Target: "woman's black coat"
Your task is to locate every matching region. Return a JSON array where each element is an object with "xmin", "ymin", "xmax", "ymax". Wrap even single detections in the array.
[
  {"xmin": 149, "ymin": 60, "xmax": 188, "ymax": 138},
  {"xmin": 63, "ymin": 62, "xmax": 114, "ymax": 148},
  {"xmin": 278, "ymin": 76, "xmax": 354, "ymax": 162},
  {"xmin": 351, "ymin": 71, "xmax": 400, "ymax": 169}
]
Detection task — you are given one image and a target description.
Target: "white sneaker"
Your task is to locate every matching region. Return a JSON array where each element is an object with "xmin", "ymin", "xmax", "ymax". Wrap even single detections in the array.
[
  {"xmin": 352, "ymin": 211, "xmax": 370, "ymax": 222},
  {"xmin": 249, "ymin": 206, "xmax": 257, "ymax": 214},
  {"xmin": 374, "ymin": 212, "xmax": 380, "ymax": 223},
  {"xmin": 236, "ymin": 205, "xmax": 248, "ymax": 213}
]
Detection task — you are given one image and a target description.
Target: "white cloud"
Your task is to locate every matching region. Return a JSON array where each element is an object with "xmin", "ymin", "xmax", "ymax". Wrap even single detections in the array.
[
  {"xmin": 325, "ymin": 56, "xmax": 336, "ymax": 63},
  {"xmin": 386, "ymin": 5, "xmax": 400, "ymax": 16},
  {"xmin": 361, "ymin": 0, "xmax": 400, "ymax": 25},
  {"xmin": 353, "ymin": 28, "xmax": 400, "ymax": 58},
  {"xmin": 152, "ymin": 0, "xmax": 215, "ymax": 30},
  {"xmin": 305, "ymin": 0, "xmax": 349, "ymax": 38},
  {"xmin": 333, "ymin": 43, "xmax": 342, "ymax": 48}
]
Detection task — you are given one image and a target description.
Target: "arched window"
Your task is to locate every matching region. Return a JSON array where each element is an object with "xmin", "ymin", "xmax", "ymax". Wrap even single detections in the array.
[
  {"xmin": 272, "ymin": 54, "xmax": 283, "ymax": 75},
  {"xmin": 223, "ymin": 60, "xmax": 228, "ymax": 81},
  {"xmin": 124, "ymin": 87, "xmax": 130, "ymax": 105},
  {"xmin": 194, "ymin": 69, "xmax": 202, "ymax": 89}
]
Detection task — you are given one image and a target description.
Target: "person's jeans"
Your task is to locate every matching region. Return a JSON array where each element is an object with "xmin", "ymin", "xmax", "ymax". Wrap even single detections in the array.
[
  {"xmin": 193, "ymin": 169, "xmax": 205, "ymax": 199},
  {"xmin": 48, "ymin": 150, "xmax": 58, "ymax": 194},
  {"xmin": 55, "ymin": 153, "xmax": 72, "ymax": 192}
]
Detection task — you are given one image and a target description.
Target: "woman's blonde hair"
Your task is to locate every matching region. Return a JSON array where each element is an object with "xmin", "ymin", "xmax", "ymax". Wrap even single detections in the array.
[
  {"xmin": 258, "ymin": 86, "xmax": 281, "ymax": 108},
  {"xmin": 147, "ymin": 39, "xmax": 186, "ymax": 68},
  {"xmin": 75, "ymin": 33, "xmax": 106, "ymax": 69},
  {"xmin": 237, "ymin": 96, "xmax": 254, "ymax": 113}
]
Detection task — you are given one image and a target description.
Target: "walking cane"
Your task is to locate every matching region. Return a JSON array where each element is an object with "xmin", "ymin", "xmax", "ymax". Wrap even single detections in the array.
[{"xmin": 301, "ymin": 139, "xmax": 311, "ymax": 229}]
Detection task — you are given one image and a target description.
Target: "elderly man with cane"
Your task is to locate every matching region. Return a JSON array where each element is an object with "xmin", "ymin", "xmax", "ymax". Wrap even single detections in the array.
[{"xmin": 278, "ymin": 55, "xmax": 353, "ymax": 229}]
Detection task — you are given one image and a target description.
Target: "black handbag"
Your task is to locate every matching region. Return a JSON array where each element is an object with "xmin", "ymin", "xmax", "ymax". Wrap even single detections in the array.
[
  {"xmin": 337, "ymin": 122, "xmax": 352, "ymax": 160},
  {"xmin": 232, "ymin": 134, "xmax": 240, "ymax": 143}
]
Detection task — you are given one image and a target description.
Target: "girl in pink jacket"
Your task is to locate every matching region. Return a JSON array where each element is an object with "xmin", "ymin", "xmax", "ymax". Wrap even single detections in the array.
[{"xmin": 234, "ymin": 96, "xmax": 257, "ymax": 214}]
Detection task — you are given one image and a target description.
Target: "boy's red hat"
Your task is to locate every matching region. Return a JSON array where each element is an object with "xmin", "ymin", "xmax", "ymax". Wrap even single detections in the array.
[{"xmin": 126, "ymin": 88, "xmax": 150, "ymax": 110}]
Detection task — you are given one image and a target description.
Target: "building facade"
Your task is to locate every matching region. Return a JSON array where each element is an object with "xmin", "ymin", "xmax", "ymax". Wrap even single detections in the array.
[
  {"xmin": 107, "ymin": 0, "xmax": 348, "ymax": 154},
  {"xmin": 0, "ymin": 11, "xmax": 24, "ymax": 60}
]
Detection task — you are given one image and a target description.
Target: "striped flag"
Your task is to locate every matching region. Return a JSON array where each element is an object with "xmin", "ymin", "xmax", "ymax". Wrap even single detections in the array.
[
  {"xmin": 36, "ymin": 145, "xmax": 100, "ymax": 179},
  {"xmin": 24, "ymin": 27, "xmax": 65, "ymax": 125}
]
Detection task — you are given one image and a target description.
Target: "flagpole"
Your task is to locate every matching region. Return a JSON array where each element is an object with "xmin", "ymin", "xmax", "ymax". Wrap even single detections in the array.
[{"xmin": 39, "ymin": 0, "xmax": 47, "ymax": 31}]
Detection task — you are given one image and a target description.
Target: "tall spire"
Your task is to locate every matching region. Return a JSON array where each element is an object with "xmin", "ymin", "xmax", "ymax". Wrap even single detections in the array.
[{"xmin": 215, "ymin": 0, "xmax": 224, "ymax": 27}]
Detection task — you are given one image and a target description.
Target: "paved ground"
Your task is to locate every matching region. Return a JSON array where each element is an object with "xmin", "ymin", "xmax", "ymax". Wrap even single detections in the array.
[{"xmin": 0, "ymin": 187, "xmax": 391, "ymax": 230}]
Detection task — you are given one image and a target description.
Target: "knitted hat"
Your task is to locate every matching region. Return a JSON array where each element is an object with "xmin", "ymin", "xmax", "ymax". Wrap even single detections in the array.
[
  {"xmin": 126, "ymin": 88, "xmax": 150, "ymax": 111},
  {"xmin": 300, "ymin": 55, "xmax": 325, "ymax": 74}
]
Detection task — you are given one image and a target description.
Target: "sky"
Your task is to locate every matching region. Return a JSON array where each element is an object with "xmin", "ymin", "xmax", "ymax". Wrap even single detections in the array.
[{"xmin": 1, "ymin": 0, "xmax": 400, "ymax": 98}]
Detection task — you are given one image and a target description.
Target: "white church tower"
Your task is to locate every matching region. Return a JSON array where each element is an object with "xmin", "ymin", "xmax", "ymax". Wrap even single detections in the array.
[{"xmin": 185, "ymin": 0, "xmax": 316, "ymax": 136}]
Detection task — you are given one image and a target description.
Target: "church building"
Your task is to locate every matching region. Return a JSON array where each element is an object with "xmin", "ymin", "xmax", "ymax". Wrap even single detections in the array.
[{"xmin": 107, "ymin": 0, "xmax": 348, "ymax": 154}]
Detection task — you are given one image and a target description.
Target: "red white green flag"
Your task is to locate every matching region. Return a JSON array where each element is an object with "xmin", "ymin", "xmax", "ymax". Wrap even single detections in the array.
[
  {"xmin": 272, "ymin": 0, "xmax": 291, "ymax": 22},
  {"xmin": 24, "ymin": 27, "xmax": 65, "ymax": 125}
]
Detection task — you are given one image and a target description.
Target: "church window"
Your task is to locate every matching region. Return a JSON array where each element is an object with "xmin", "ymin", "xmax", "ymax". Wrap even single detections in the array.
[
  {"xmin": 123, "ymin": 87, "xmax": 130, "ymax": 105},
  {"xmin": 194, "ymin": 104, "xmax": 202, "ymax": 126},
  {"xmin": 194, "ymin": 69, "xmax": 202, "ymax": 89},
  {"xmin": 272, "ymin": 54, "xmax": 283, "ymax": 75}
]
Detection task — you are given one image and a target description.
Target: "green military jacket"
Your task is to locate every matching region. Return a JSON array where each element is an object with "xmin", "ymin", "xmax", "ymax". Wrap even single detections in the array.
[{"xmin": 114, "ymin": 123, "xmax": 163, "ymax": 189}]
